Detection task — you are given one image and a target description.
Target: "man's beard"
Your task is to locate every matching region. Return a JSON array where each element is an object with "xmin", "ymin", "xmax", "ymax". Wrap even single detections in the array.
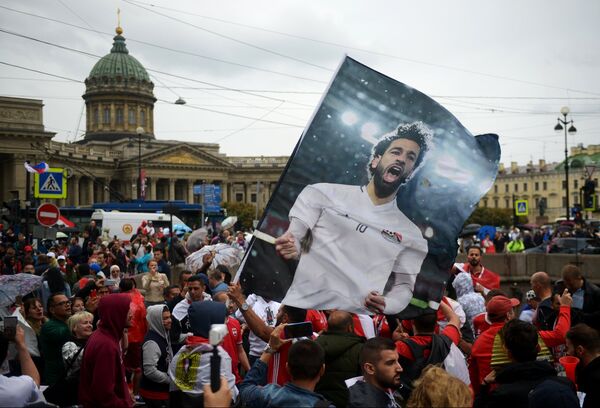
[
  {"xmin": 372, "ymin": 162, "xmax": 406, "ymax": 199},
  {"xmin": 469, "ymin": 258, "xmax": 480, "ymax": 267},
  {"xmin": 375, "ymin": 370, "xmax": 400, "ymax": 389}
]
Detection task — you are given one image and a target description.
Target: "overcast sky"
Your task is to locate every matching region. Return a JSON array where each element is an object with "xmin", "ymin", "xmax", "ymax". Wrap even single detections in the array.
[{"xmin": 1, "ymin": 0, "xmax": 599, "ymax": 165}]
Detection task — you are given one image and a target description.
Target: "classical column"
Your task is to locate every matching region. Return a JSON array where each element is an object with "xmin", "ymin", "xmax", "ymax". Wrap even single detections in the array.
[
  {"xmin": 245, "ymin": 182, "xmax": 252, "ymax": 204},
  {"xmin": 72, "ymin": 176, "xmax": 79, "ymax": 207},
  {"xmin": 149, "ymin": 178, "xmax": 157, "ymax": 201},
  {"xmin": 169, "ymin": 178, "xmax": 176, "ymax": 201},
  {"xmin": 87, "ymin": 178, "xmax": 94, "ymax": 205},
  {"xmin": 187, "ymin": 180, "xmax": 194, "ymax": 204}
]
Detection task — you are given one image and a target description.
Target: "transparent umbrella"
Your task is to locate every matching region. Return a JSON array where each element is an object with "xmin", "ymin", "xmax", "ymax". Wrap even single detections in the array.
[{"xmin": 0, "ymin": 274, "xmax": 43, "ymax": 307}]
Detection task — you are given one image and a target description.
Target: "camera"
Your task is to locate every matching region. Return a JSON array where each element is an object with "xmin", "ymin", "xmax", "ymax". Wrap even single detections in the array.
[{"xmin": 209, "ymin": 324, "xmax": 228, "ymax": 346}]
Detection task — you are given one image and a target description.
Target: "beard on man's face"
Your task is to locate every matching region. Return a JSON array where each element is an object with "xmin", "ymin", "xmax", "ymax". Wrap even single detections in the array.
[{"xmin": 372, "ymin": 161, "xmax": 406, "ymax": 199}]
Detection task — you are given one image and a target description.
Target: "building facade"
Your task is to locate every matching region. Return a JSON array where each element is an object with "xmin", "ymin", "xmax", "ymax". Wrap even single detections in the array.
[
  {"xmin": 0, "ymin": 27, "xmax": 286, "ymax": 214},
  {"xmin": 479, "ymin": 146, "xmax": 600, "ymax": 222}
]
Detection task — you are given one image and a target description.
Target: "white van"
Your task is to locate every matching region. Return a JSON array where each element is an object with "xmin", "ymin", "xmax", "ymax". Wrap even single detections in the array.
[{"xmin": 91, "ymin": 210, "xmax": 189, "ymax": 242}]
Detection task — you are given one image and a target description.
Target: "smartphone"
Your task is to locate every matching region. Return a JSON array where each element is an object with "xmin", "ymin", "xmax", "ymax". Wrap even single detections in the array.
[
  {"xmin": 3, "ymin": 316, "xmax": 17, "ymax": 340},
  {"xmin": 105, "ymin": 279, "xmax": 117, "ymax": 287},
  {"xmin": 90, "ymin": 289, "xmax": 97, "ymax": 299},
  {"xmin": 284, "ymin": 321, "xmax": 313, "ymax": 339}
]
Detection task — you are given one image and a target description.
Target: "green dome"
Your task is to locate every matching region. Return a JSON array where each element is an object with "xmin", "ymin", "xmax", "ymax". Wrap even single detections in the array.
[{"xmin": 87, "ymin": 32, "xmax": 150, "ymax": 82}]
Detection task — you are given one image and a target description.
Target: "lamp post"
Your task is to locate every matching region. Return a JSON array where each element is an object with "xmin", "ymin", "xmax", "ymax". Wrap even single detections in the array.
[
  {"xmin": 128, "ymin": 126, "xmax": 151, "ymax": 201},
  {"xmin": 554, "ymin": 107, "xmax": 577, "ymax": 220}
]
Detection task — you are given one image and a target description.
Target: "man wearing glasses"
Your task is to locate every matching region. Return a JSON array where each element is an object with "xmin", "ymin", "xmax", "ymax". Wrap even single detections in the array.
[{"xmin": 39, "ymin": 293, "xmax": 72, "ymax": 385}]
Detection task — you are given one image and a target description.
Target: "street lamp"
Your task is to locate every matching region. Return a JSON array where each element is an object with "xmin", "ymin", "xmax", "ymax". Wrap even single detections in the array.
[
  {"xmin": 127, "ymin": 126, "xmax": 152, "ymax": 200},
  {"xmin": 554, "ymin": 106, "xmax": 577, "ymax": 220}
]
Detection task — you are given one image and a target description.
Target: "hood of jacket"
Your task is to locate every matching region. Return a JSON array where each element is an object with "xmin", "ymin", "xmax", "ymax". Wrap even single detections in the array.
[
  {"xmin": 453, "ymin": 272, "xmax": 475, "ymax": 297},
  {"xmin": 188, "ymin": 301, "xmax": 226, "ymax": 338},
  {"xmin": 97, "ymin": 293, "xmax": 131, "ymax": 340},
  {"xmin": 317, "ymin": 331, "xmax": 364, "ymax": 359},
  {"xmin": 146, "ymin": 304, "xmax": 169, "ymax": 340}
]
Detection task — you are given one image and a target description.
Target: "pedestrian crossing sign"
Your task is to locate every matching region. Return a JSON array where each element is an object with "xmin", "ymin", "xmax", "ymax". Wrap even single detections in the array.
[
  {"xmin": 515, "ymin": 199, "xmax": 528, "ymax": 216},
  {"xmin": 34, "ymin": 168, "xmax": 67, "ymax": 199}
]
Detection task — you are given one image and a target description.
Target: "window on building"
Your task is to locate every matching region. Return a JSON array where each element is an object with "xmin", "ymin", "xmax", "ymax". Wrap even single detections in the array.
[
  {"xmin": 128, "ymin": 108, "xmax": 136, "ymax": 125},
  {"xmin": 140, "ymin": 109, "xmax": 146, "ymax": 125},
  {"xmin": 235, "ymin": 193, "xmax": 243, "ymax": 202},
  {"xmin": 535, "ymin": 197, "xmax": 539, "ymax": 207},
  {"xmin": 93, "ymin": 108, "xmax": 99, "ymax": 125},
  {"xmin": 562, "ymin": 180, "xmax": 567, "ymax": 189},
  {"xmin": 103, "ymin": 107, "xmax": 110, "ymax": 124},
  {"xmin": 562, "ymin": 197, "xmax": 567, "ymax": 207},
  {"xmin": 505, "ymin": 198, "xmax": 510, "ymax": 208},
  {"xmin": 251, "ymin": 193, "xmax": 257, "ymax": 203},
  {"xmin": 505, "ymin": 184, "xmax": 509, "ymax": 193},
  {"xmin": 514, "ymin": 183, "xmax": 518, "ymax": 192},
  {"xmin": 574, "ymin": 180, "xmax": 578, "ymax": 189},
  {"xmin": 494, "ymin": 199, "xmax": 498, "ymax": 208},
  {"xmin": 116, "ymin": 108, "xmax": 123, "ymax": 125},
  {"xmin": 494, "ymin": 185, "xmax": 498, "ymax": 193},
  {"xmin": 543, "ymin": 181, "xmax": 547, "ymax": 190},
  {"xmin": 524, "ymin": 183, "xmax": 528, "ymax": 191},
  {"xmin": 535, "ymin": 182, "xmax": 539, "ymax": 191}
]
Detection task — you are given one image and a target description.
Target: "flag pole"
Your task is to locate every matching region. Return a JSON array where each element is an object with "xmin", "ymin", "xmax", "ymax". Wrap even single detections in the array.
[{"xmin": 24, "ymin": 162, "xmax": 31, "ymax": 244}]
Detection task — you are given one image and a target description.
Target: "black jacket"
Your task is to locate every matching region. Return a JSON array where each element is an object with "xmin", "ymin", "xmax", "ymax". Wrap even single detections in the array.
[
  {"xmin": 348, "ymin": 381, "xmax": 399, "ymax": 408},
  {"xmin": 578, "ymin": 356, "xmax": 600, "ymax": 408},
  {"xmin": 315, "ymin": 331, "xmax": 364, "ymax": 408},
  {"xmin": 475, "ymin": 360, "xmax": 572, "ymax": 408}
]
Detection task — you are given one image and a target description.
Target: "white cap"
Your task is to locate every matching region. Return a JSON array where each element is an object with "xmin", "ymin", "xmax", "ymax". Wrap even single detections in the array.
[
  {"xmin": 96, "ymin": 271, "xmax": 107, "ymax": 279},
  {"xmin": 47, "ymin": 251, "xmax": 56, "ymax": 258},
  {"xmin": 57, "ymin": 255, "xmax": 66, "ymax": 261}
]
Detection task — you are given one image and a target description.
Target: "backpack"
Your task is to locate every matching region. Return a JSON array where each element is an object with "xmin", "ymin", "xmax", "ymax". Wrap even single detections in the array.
[{"xmin": 398, "ymin": 334, "xmax": 469, "ymax": 399}]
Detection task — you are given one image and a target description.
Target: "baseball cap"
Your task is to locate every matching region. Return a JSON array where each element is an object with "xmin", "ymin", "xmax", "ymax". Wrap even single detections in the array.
[
  {"xmin": 96, "ymin": 271, "xmax": 107, "ymax": 279},
  {"xmin": 46, "ymin": 251, "xmax": 56, "ymax": 259},
  {"xmin": 57, "ymin": 255, "xmax": 66, "ymax": 261},
  {"xmin": 486, "ymin": 295, "xmax": 520, "ymax": 319},
  {"xmin": 89, "ymin": 263, "xmax": 101, "ymax": 273},
  {"xmin": 24, "ymin": 245, "xmax": 33, "ymax": 252}
]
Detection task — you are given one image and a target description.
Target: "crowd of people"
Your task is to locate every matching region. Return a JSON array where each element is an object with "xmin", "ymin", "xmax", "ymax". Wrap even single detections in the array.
[
  {"xmin": 460, "ymin": 222, "xmax": 600, "ymax": 254},
  {"xmin": 1, "ymin": 219, "xmax": 600, "ymax": 407}
]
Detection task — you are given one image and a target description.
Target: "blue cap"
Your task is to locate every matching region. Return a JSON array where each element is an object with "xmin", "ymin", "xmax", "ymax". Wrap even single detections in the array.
[{"xmin": 90, "ymin": 263, "xmax": 101, "ymax": 273}]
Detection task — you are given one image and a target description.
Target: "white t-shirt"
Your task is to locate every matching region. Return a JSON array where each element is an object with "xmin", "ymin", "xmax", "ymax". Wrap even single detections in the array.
[
  {"xmin": 282, "ymin": 183, "xmax": 428, "ymax": 315},
  {"xmin": 0, "ymin": 374, "xmax": 43, "ymax": 407},
  {"xmin": 235, "ymin": 294, "xmax": 280, "ymax": 357}
]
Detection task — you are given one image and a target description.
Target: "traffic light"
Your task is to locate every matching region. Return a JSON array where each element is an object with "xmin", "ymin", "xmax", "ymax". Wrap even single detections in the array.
[{"xmin": 583, "ymin": 180, "xmax": 596, "ymax": 211}]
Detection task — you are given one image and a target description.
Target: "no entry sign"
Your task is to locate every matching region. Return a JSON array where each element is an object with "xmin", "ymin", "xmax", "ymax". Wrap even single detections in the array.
[{"xmin": 36, "ymin": 203, "xmax": 60, "ymax": 227}]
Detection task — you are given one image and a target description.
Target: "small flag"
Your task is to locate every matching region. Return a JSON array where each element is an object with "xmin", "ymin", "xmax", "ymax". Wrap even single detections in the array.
[{"xmin": 24, "ymin": 161, "xmax": 49, "ymax": 174}]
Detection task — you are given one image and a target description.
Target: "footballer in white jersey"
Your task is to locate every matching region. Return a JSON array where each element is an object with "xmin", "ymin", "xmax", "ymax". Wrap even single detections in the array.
[{"xmin": 276, "ymin": 122, "xmax": 432, "ymax": 315}]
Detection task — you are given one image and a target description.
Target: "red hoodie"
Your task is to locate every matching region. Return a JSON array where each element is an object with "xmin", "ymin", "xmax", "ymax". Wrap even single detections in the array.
[{"xmin": 79, "ymin": 294, "xmax": 133, "ymax": 408}]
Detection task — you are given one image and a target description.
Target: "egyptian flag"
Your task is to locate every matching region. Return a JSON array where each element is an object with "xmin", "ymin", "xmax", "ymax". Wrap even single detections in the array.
[{"xmin": 24, "ymin": 161, "xmax": 49, "ymax": 174}]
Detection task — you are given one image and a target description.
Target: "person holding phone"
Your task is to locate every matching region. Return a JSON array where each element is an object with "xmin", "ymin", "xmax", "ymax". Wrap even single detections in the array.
[
  {"xmin": 142, "ymin": 260, "xmax": 170, "ymax": 306},
  {"xmin": 0, "ymin": 325, "xmax": 44, "ymax": 406}
]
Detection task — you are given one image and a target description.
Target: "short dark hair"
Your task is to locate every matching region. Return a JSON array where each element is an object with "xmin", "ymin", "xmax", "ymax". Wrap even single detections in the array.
[
  {"xmin": 562, "ymin": 264, "xmax": 582, "ymax": 280},
  {"xmin": 369, "ymin": 121, "xmax": 431, "ymax": 176},
  {"xmin": 118, "ymin": 278, "xmax": 135, "ymax": 292},
  {"xmin": 187, "ymin": 275, "xmax": 206, "ymax": 286},
  {"xmin": 567, "ymin": 324, "xmax": 600, "ymax": 353},
  {"xmin": 164, "ymin": 284, "xmax": 179, "ymax": 297},
  {"xmin": 502, "ymin": 319, "xmax": 539, "ymax": 362},
  {"xmin": 216, "ymin": 264, "xmax": 232, "ymax": 284},
  {"xmin": 287, "ymin": 339, "xmax": 325, "ymax": 380},
  {"xmin": 47, "ymin": 292, "xmax": 66, "ymax": 317},
  {"xmin": 360, "ymin": 337, "xmax": 396, "ymax": 368},
  {"xmin": 413, "ymin": 311, "xmax": 438, "ymax": 333},
  {"xmin": 282, "ymin": 305, "xmax": 307, "ymax": 323},
  {"xmin": 467, "ymin": 245, "xmax": 483, "ymax": 255}
]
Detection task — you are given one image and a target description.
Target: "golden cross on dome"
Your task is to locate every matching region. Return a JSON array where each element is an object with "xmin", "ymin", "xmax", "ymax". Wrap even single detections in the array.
[{"xmin": 116, "ymin": 8, "xmax": 123, "ymax": 35}]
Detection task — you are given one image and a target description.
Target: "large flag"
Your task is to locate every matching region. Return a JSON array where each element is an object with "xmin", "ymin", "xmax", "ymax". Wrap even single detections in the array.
[
  {"xmin": 24, "ymin": 161, "xmax": 49, "ymax": 174},
  {"xmin": 236, "ymin": 57, "xmax": 500, "ymax": 318}
]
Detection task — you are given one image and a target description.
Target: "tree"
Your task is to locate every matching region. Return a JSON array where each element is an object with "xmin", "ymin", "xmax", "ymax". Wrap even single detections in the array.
[
  {"xmin": 465, "ymin": 207, "xmax": 515, "ymax": 227},
  {"xmin": 222, "ymin": 202, "xmax": 259, "ymax": 230}
]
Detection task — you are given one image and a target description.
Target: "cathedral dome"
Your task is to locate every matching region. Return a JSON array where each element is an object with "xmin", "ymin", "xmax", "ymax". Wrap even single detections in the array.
[{"xmin": 87, "ymin": 28, "xmax": 150, "ymax": 83}]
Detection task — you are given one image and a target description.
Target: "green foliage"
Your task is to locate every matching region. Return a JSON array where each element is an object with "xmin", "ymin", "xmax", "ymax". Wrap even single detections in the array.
[
  {"xmin": 465, "ymin": 207, "xmax": 516, "ymax": 227},
  {"xmin": 222, "ymin": 202, "xmax": 259, "ymax": 229}
]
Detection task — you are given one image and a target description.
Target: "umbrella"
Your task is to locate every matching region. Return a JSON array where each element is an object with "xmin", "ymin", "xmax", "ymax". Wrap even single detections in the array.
[
  {"xmin": 460, "ymin": 223, "xmax": 481, "ymax": 238},
  {"xmin": 185, "ymin": 243, "xmax": 243, "ymax": 274},
  {"xmin": 477, "ymin": 225, "xmax": 497, "ymax": 240},
  {"xmin": 173, "ymin": 223, "xmax": 192, "ymax": 233},
  {"xmin": 56, "ymin": 231, "xmax": 68, "ymax": 239},
  {"xmin": 221, "ymin": 216, "xmax": 238, "ymax": 231},
  {"xmin": 0, "ymin": 274, "xmax": 43, "ymax": 307},
  {"xmin": 186, "ymin": 228, "xmax": 208, "ymax": 253}
]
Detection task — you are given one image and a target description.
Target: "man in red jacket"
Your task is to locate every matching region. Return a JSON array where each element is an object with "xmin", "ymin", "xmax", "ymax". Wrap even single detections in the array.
[
  {"xmin": 456, "ymin": 246, "xmax": 500, "ymax": 295},
  {"xmin": 79, "ymin": 294, "xmax": 133, "ymax": 408}
]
